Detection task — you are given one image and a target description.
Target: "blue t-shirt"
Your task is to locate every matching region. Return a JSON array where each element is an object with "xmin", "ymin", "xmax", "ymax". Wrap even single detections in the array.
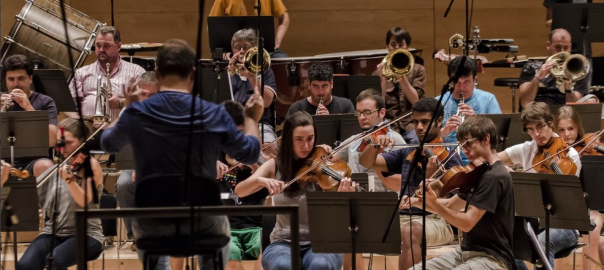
[
  {"xmin": 436, "ymin": 88, "xmax": 501, "ymax": 164},
  {"xmin": 101, "ymin": 91, "xmax": 260, "ymax": 186},
  {"xmin": 230, "ymin": 68, "xmax": 277, "ymax": 126}
]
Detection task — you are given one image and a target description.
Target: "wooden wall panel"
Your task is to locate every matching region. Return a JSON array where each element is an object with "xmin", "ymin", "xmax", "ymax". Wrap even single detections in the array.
[{"xmin": 1, "ymin": 0, "xmax": 552, "ymax": 113}]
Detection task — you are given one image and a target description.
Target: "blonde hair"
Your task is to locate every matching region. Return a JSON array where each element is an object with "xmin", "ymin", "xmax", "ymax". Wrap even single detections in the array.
[{"xmin": 555, "ymin": 105, "xmax": 585, "ymax": 139}]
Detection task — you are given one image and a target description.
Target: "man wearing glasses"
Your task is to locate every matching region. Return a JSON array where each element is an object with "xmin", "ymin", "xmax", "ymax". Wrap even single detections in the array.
[
  {"xmin": 498, "ymin": 101, "xmax": 580, "ymax": 270},
  {"xmin": 359, "ymin": 98, "xmax": 461, "ymax": 270},
  {"xmin": 436, "ymin": 56, "xmax": 501, "ymax": 165},
  {"xmin": 68, "ymin": 26, "xmax": 145, "ymax": 126}
]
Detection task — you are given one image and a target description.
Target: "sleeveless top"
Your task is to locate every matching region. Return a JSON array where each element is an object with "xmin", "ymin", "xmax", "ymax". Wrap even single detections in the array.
[{"xmin": 37, "ymin": 165, "xmax": 105, "ymax": 244}]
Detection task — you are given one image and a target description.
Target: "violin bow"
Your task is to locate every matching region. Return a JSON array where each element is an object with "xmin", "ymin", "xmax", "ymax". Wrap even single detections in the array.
[
  {"xmin": 37, "ymin": 122, "xmax": 108, "ymax": 188},
  {"xmin": 522, "ymin": 131, "xmax": 602, "ymax": 173},
  {"xmin": 226, "ymin": 136, "xmax": 282, "ymax": 172}
]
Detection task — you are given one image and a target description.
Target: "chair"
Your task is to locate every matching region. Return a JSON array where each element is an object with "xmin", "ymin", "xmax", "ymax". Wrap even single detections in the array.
[
  {"xmin": 134, "ymin": 174, "xmax": 228, "ymax": 270},
  {"xmin": 494, "ymin": 78, "xmax": 520, "ymax": 113}
]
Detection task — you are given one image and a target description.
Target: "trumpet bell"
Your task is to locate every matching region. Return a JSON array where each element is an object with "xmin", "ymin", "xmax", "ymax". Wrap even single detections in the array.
[
  {"xmin": 381, "ymin": 49, "xmax": 415, "ymax": 83},
  {"xmin": 243, "ymin": 47, "xmax": 271, "ymax": 74}
]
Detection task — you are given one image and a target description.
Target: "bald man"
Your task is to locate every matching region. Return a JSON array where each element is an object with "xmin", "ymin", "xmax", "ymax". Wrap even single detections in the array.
[{"xmin": 518, "ymin": 28, "xmax": 589, "ymax": 108}]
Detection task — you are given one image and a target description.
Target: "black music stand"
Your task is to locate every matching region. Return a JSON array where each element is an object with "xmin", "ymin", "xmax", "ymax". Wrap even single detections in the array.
[
  {"xmin": 333, "ymin": 76, "xmax": 381, "ymax": 106},
  {"xmin": 207, "ymin": 16, "xmax": 275, "ymax": 54},
  {"xmin": 306, "ymin": 192, "xmax": 401, "ymax": 270},
  {"xmin": 197, "ymin": 65, "xmax": 233, "ymax": 104},
  {"xmin": 483, "ymin": 114, "xmax": 512, "ymax": 152},
  {"xmin": 115, "ymin": 144, "xmax": 135, "ymax": 171},
  {"xmin": 312, "ymin": 114, "xmax": 362, "ymax": 147},
  {"xmin": 1, "ymin": 175, "xmax": 39, "ymax": 267},
  {"xmin": 1, "ymin": 111, "xmax": 50, "ymax": 164},
  {"xmin": 350, "ymin": 173, "xmax": 369, "ymax": 192},
  {"xmin": 32, "ymin": 69, "xmax": 77, "ymax": 112},
  {"xmin": 511, "ymin": 172, "xmax": 592, "ymax": 262},
  {"xmin": 580, "ymin": 156, "xmax": 604, "ymax": 211},
  {"xmin": 552, "ymin": 3, "xmax": 604, "ymax": 56},
  {"xmin": 513, "ymin": 217, "xmax": 553, "ymax": 270},
  {"xmin": 549, "ymin": 104, "xmax": 602, "ymax": 133},
  {"xmin": 497, "ymin": 113, "xmax": 532, "ymax": 148}
]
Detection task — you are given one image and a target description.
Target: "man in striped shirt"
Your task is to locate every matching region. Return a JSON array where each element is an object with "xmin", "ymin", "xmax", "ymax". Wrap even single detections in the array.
[{"xmin": 67, "ymin": 26, "xmax": 145, "ymax": 126}]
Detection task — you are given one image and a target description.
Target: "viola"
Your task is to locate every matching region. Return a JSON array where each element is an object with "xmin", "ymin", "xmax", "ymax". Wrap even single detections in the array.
[
  {"xmin": 70, "ymin": 152, "xmax": 87, "ymax": 172},
  {"xmin": 531, "ymin": 137, "xmax": 577, "ymax": 175},
  {"xmin": 405, "ymin": 137, "xmax": 450, "ymax": 166},
  {"xmin": 573, "ymin": 133, "xmax": 604, "ymax": 156},
  {"xmin": 415, "ymin": 157, "xmax": 490, "ymax": 198},
  {"xmin": 356, "ymin": 126, "xmax": 388, "ymax": 153}
]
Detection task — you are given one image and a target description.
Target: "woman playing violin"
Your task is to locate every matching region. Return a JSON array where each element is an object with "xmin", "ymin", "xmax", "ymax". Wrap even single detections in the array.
[
  {"xmin": 498, "ymin": 102, "xmax": 581, "ymax": 270},
  {"xmin": 404, "ymin": 115, "xmax": 516, "ymax": 270},
  {"xmin": 358, "ymin": 98, "xmax": 461, "ymax": 270},
  {"xmin": 235, "ymin": 111, "xmax": 356, "ymax": 270},
  {"xmin": 18, "ymin": 118, "xmax": 104, "ymax": 270},
  {"xmin": 554, "ymin": 105, "xmax": 604, "ymax": 269},
  {"xmin": 555, "ymin": 105, "xmax": 604, "ymax": 156},
  {"xmin": 330, "ymin": 89, "xmax": 405, "ymax": 192}
]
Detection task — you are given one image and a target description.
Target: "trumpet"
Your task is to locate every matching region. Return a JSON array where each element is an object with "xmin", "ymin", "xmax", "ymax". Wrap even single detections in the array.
[
  {"xmin": 93, "ymin": 63, "xmax": 112, "ymax": 127},
  {"xmin": 381, "ymin": 49, "xmax": 414, "ymax": 83},
  {"xmin": 449, "ymin": 33, "xmax": 465, "ymax": 49},
  {"xmin": 546, "ymin": 51, "xmax": 590, "ymax": 93},
  {"xmin": 230, "ymin": 47, "xmax": 271, "ymax": 76}
]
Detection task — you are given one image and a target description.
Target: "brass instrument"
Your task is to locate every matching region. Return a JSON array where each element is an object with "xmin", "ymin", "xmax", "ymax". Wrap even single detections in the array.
[
  {"xmin": 230, "ymin": 47, "xmax": 271, "ymax": 76},
  {"xmin": 449, "ymin": 33, "xmax": 465, "ymax": 49},
  {"xmin": 546, "ymin": 51, "xmax": 590, "ymax": 93},
  {"xmin": 381, "ymin": 49, "xmax": 414, "ymax": 83},
  {"xmin": 93, "ymin": 63, "xmax": 112, "ymax": 127},
  {"xmin": 3, "ymin": 94, "xmax": 13, "ymax": 111},
  {"xmin": 9, "ymin": 168, "xmax": 29, "ymax": 178}
]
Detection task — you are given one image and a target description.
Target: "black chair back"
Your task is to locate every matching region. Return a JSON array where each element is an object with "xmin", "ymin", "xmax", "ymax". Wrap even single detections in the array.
[{"xmin": 135, "ymin": 173, "xmax": 222, "ymax": 207}]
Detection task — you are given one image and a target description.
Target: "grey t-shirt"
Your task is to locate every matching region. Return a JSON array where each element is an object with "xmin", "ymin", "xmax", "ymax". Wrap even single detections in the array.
[
  {"xmin": 336, "ymin": 128, "xmax": 405, "ymax": 174},
  {"xmin": 286, "ymin": 96, "xmax": 355, "ymax": 117},
  {"xmin": 37, "ymin": 165, "xmax": 104, "ymax": 244}
]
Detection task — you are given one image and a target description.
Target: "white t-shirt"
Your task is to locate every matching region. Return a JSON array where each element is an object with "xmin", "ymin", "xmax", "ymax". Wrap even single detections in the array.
[{"xmin": 504, "ymin": 134, "xmax": 581, "ymax": 176}]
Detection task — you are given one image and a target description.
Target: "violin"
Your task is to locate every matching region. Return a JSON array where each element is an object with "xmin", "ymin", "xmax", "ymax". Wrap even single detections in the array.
[
  {"xmin": 405, "ymin": 137, "xmax": 450, "ymax": 166},
  {"xmin": 415, "ymin": 157, "xmax": 490, "ymax": 198},
  {"xmin": 356, "ymin": 126, "xmax": 388, "ymax": 152},
  {"xmin": 531, "ymin": 137, "xmax": 577, "ymax": 175},
  {"xmin": 292, "ymin": 147, "xmax": 352, "ymax": 191},
  {"xmin": 573, "ymin": 133, "xmax": 604, "ymax": 156}
]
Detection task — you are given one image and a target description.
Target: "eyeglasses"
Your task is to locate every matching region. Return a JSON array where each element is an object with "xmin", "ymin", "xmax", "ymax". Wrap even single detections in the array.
[
  {"xmin": 354, "ymin": 109, "xmax": 379, "ymax": 117},
  {"xmin": 460, "ymin": 138, "xmax": 478, "ymax": 150},
  {"xmin": 233, "ymin": 44, "xmax": 252, "ymax": 51},
  {"xmin": 524, "ymin": 122, "xmax": 549, "ymax": 134}
]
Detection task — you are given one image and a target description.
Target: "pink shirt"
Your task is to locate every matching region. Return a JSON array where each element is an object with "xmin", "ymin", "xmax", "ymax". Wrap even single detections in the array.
[{"xmin": 70, "ymin": 59, "xmax": 145, "ymax": 120}]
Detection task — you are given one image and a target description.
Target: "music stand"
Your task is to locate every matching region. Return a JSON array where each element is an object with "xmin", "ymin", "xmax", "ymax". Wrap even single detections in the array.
[
  {"xmin": 312, "ymin": 114, "xmax": 362, "ymax": 147},
  {"xmin": 498, "ymin": 113, "xmax": 532, "ymax": 148},
  {"xmin": 207, "ymin": 16, "xmax": 275, "ymax": 54},
  {"xmin": 549, "ymin": 103, "xmax": 602, "ymax": 132},
  {"xmin": 580, "ymin": 156, "xmax": 604, "ymax": 211},
  {"xmin": 1, "ymin": 111, "xmax": 50, "ymax": 164},
  {"xmin": 197, "ymin": 63, "xmax": 233, "ymax": 104},
  {"xmin": 115, "ymin": 144, "xmax": 135, "ymax": 171},
  {"xmin": 511, "ymin": 172, "xmax": 592, "ymax": 261},
  {"xmin": 333, "ymin": 76, "xmax": 381, "ymax": 105},
  {"xmin": 32, "ymin": 69, "xmax": 77, "ymax": 112},
  {"xmin": 306, "ymin": 192, "xmax": 401, "ymax": 270},
  {"xmin": 483, "ymin": 114, "xmax": 512, "ymax": 152},
  {"xmin": 552, "ymin": 3, "xmax": 604, "ymax": 56},
  {"xmin": 1, "ymin": 175, "xmax": 39, "ymax": 267},
  {"xmin": 350, "ymin": 173, "xmax": 369, "ymax": 192},
  {"xmin": 513, "ymin": 217, "xmax": 552, "ymax": 270}
]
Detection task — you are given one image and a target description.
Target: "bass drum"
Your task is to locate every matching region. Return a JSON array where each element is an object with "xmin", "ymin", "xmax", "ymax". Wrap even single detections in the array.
[
  {"xmin": 271, "ymin": 56, "xmax": 337, "ymax": 124},
  {"xmin": 313, "ymin": 48, "xmax": 422, "ymax": 75},
  {"xmin": 0, "ymin": 0, "xmax": 103, "ymax": 91}
]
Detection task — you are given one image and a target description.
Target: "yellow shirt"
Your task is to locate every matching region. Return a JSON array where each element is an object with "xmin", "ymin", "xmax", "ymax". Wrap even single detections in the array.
[{"xmin": 209, "ymin": 0, "xmax": 287, "ymax": 18}]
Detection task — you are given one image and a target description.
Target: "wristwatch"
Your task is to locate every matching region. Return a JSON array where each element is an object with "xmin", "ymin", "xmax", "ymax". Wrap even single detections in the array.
[{"xmin": 119, "ymin": 98, "xmax": 125, "ymax": 109}]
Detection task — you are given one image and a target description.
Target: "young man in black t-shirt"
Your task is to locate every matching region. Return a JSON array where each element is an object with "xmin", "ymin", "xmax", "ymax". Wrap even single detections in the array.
[
  {"xmin": 404, "ymin": 115, "xmax": 516, "ymax": 270},
  {"xmin": 286, "ymin": 63, "xmax": 355, "ymax": 117}
]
